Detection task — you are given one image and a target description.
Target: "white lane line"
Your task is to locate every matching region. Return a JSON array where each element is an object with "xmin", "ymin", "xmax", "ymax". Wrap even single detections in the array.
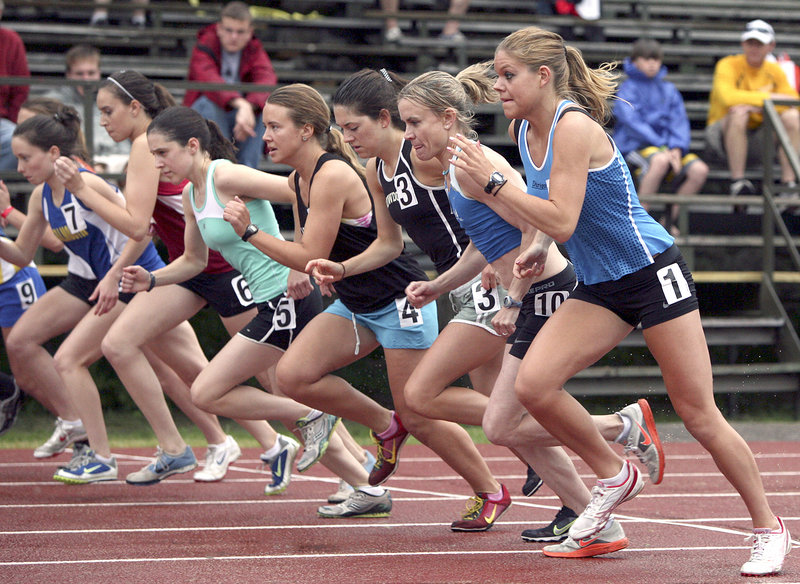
[{"xmin": 0, "ymin": 545, "xmax": 779, "ymax": 568}]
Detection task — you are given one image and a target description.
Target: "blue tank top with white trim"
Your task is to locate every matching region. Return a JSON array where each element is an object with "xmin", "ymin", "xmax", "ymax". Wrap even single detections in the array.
[
  {"xmin": 447, "ymin": 151, "xmax": 521, "ymax": 264},
  {"xmin": 517, "ymin": 100, "xmax": 673, "ymax": 285},
  {"xmin": 41, "ymin": 169, "xmax": 163, "ymax": 279}
]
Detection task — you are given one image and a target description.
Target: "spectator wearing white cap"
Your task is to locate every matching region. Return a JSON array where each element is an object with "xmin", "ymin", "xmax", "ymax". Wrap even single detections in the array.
[{"xmin": 705, "ymin": 19, "xmax": 800, "ymax": 203}]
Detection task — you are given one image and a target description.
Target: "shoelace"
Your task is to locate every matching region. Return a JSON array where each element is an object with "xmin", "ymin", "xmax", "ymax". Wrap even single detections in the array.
[
  {"xmin": 461, "ymin": 496, "xmax": 484, "ymax": 519},
  {"xmin": 151, "ymin": 447, "xmax": 171, "ymax": 472},
  {"xmin": 745, "ymin": 532, "xmax": 768, "ymax": 560},
  {"xmin": 583, "ymin": 484, "xmax": 611, "ymax": 521},
  {"xmin": 204, "ymin": 445, "xmax": 219, "ymax": 468}
]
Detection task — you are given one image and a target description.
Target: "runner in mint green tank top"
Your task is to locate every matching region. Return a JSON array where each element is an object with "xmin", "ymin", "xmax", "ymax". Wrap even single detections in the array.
[{"xmin": 118, "ymin": 105, "xmax": 379, "ymax": 511}]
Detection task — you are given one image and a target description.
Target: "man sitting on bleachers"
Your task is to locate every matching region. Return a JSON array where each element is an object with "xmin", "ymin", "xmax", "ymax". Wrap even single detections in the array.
[
  {"xmin": 183, "ymin": 1, "xmax": 277, "ymax": 169},
  {"xmin": 705, "ymin": 19, "xmax": 800, "ymax": 200}
]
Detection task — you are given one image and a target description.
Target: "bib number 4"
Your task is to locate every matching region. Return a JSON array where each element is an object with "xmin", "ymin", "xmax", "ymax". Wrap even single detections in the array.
[{"xmin": 396, "ymin": 297, "xmax": 423, "ymax": 328}]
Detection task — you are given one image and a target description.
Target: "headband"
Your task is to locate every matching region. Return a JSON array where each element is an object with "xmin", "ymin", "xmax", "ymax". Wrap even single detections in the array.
[{"xmin": 108, "ymin": 76, "xmax": 136, "ymax": 102}]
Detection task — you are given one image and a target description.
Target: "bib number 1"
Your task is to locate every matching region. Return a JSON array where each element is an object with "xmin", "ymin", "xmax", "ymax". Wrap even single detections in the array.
[{"xmin": 657, "ymin": 263, "xmax": 691, "ymax": 306}]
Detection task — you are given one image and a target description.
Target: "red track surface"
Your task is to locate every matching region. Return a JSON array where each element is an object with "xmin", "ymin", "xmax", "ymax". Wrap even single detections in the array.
[{"xmin": 1, "ymin": 441, "xmax": 798, "ymax": 583}]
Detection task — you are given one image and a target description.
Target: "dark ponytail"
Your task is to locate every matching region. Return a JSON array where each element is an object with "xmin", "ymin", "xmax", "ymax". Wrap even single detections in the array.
[
  {"xmin": 13, "ymin": 103, "xmax": 82, "ymax": 157},
  {"xmin": 149, "ymin": 105, "xmax": 237, "ymax": 162}
]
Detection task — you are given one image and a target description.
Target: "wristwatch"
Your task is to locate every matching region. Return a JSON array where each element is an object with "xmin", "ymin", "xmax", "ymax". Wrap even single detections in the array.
[
  {"xmin": 502, "ymin": 295, "xmax": 523, "ymax": 309},
  {"xmin": 241, "ymin": 223, "xmax": 259, "ymax": 242},
  {"xmin": 484, "ymin": 170, "xmax": 508, "ymax": 195}
]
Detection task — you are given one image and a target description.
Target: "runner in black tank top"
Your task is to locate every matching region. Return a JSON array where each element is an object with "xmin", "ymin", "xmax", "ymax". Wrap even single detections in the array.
[{"xmin": 228, "ymin": 83, "xmax": 513, "ymax": 525}]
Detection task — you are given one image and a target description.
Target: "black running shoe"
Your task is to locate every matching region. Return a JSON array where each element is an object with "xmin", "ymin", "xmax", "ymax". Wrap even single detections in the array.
[
  {"xmin": 521, "ymin": 506, "xmax": 578, "ymax": 542},
  {"xmin": 522, "ymin": 465, "xmax": 543, "ymax": 496}
]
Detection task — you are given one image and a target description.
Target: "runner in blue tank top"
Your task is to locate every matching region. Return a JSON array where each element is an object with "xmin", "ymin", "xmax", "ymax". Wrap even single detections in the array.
[
  {"xmin": 395, "ymin": 65, "xmax": 665, "ymax": 550},
  {"xmin": 0, "ymin": 107, "xmax": 165, "ymax": 484},
  {"xmin": 0, "ymin": 183, "xmax": 64, "ymax": 438},
  {"xmin": 449, "ymin": 26, "xmax": 790, "ymax": 576},
  {"xmin": 119, "ymin": 105, "xmax": 371, "ymax": 502}
]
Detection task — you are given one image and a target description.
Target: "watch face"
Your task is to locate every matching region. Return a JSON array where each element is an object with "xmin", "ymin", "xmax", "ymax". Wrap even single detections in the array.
[{"xmin": 491, "ymin": 171, "xmax": 504, "ymax": 183}]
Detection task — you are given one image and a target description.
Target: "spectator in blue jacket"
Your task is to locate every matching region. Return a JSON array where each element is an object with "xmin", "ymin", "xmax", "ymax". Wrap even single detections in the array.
[{"xmin": 614, "ymin": 39, "xmax": 708, "ymax": 233}]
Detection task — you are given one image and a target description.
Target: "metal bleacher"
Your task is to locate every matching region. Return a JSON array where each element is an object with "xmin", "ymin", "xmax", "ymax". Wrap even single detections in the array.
[{"xmin": 3, "ymin": 0, "xmax": 800, "ymax": 414}]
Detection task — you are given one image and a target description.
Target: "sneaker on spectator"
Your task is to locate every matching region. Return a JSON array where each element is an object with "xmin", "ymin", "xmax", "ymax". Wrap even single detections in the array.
[
  {"xmin": 741, "ymin": 517, "xmax": 791, "ymax": 576},
  {"xmin": 569, "ymin": 460, "xmax": 643, "ymax": 540},
  {"xmin": 261, "ymin": 434, "xmax": 300, "ymax": 495},
  {"xmin": 33, "ymin": 418, "xmax": 88, "ymax": 459},
  {"xmin": 328, "ymin": 449, "xmax": 376, "ymax": 504},
  {"xmin": 384, "ymin": 26, "xmax": 403, "ymax": 43},
  {"xmin": 296, "ymin": 413, "xmax": 340, "ymax": 472},
  {"xmin": 317, "ymin": 489, "xmax": 392, "ymax": 518},
  {"xmin": 776, "ymin": 180, "xmax": 800, "ymax": 215},
  {"xmin": 450, "ymin": 484, "xmax": 512, "ymax": 532},
  {"xmin": 730, "ymin": 178, "xmax": 756, "ymax": 213},
  {"xmin": 522, "ymin": 465, "xmax": 543, "ymax": 496},
  {"xmin": 615, "ymin": 399, "xmax": 665, "ymax": 484},
  {"xmin": 126, "ymin": 445, "xmax": 197, "ymax": 485},
  {"xmin": 54, "ymin": 450, "xmax": 118, "ymax": 484},
  {"xmin": 521, "ymin": 506, "xmax": 579, "ymax": 542},
  {"xmin": 543, "ymin": 519, "xmax": 628, "ymax": 558},
  {"xmin": 0, "ymin": 379, "xmax": 23, "ymax": 436},
  {"xmin": 193, "ymin": 435, "xmax": 241, "ymax": 482},
  {"xmin": 369, "ymin": 411, "xmax": 409, "ymax": 486}
]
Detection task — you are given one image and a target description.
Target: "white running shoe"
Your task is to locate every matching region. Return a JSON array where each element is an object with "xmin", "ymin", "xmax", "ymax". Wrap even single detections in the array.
[
  {"xmin": 569, "ymin": 460, "xmax": 644, "ymax": 541},
  {"xmin": 741, "ymin": 517, "xmax": 792, "ymax": 576},
  {"xmin": 616, "ymin": 399, "xmax": 665, "ymax": 484},
  {"xmin": 296, "ymin": 413, "xmax": 340, "ymax": 472},
  {"xmin": 543, "ymin": 519, "xmax": 628, "ymax": 558},
  {"xmin": 33, "ymin": 418, "xmax": 88, "ymax": 458},
  {"xmin": 193, "ymin": 435, "xmax": 242, "ymax": 482}
]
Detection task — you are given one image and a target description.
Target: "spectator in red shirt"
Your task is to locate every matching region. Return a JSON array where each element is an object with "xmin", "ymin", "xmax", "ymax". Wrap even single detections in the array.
[
  {"xmin": 0, "ymin": 0, "xmax": 30, "ymax": 171},
  {"xmin": 183, "ymin": 1, "xmax": 277, "ymax": 169}
]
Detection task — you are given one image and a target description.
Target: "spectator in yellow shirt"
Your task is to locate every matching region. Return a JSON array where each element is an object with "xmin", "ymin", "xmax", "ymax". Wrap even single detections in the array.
[{"xmin": 705, "ymin": 19, "xmax": 800, "ymax": 199}]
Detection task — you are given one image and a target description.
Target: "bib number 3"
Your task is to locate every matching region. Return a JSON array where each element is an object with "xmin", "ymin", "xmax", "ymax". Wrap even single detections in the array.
[{"xmin": 471, "ymin": 281, "xmax": 500, "ymax": 315}]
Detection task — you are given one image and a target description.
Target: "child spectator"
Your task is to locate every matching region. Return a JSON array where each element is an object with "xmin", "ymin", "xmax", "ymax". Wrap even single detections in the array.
[{"xmin": 614, "ymin": 39, "xmax": 708, "ymax": 233}]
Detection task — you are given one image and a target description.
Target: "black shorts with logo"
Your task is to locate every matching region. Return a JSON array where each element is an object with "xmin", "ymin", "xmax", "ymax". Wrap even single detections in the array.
[
  {"xmin": 569, "ymin": 244, "xmax": 699, "ymax": 329},
  {"xmin": 238, "ymin": 287, "xmax": 322, "ymax": 350},
  {"xmin": 177, "ymin": 270, "xmax": 254, "ymax": 317}
]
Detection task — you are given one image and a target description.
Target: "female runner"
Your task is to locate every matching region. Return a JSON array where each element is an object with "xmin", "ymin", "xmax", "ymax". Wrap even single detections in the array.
[
  {"xmin": 450, "ymin": 27, "xmax": 790, "ymax": 575},
  {"xmin": 52, "ymin": 70, "xmax": 323, "ymax": 488},
  {"xmin": 0, "ymin": 107, "xmax": 163, "ymax": 483},
  {"xmin": 224, "ymin": 83, "xmax": 509, "ymax": 526},
  {"xmin": 117, "ymin": 105, "xmax": 375, "ymax": 501}
]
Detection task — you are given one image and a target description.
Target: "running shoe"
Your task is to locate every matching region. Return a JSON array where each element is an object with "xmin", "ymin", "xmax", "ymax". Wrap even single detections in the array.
[
  {"xmin": 569, "ymin": 460, "xmax": 644, "ymax": 541},
  {"xmin": 193, "ymin": 435, "xmax": 241, "ymax": 482},
  {"xmin": 53, "ymin": 451, "xmax": 118, "ymax": 484},
  {"xmin": 450, "ymin": 484, "xmax": 512, "ymax": 532},
  {"xmin": 543, "ymin": 519, "xmax": 628, "ymax": 558},
  {"xmin": 0, "ymin": 380, "xmax": 23, "ymax": 436},
  {"xmin": 328, "ymin": 449, "xmax": 376, "ymax": 504},
  {"xmin": 522, "ymin": 465, "xmax": 543, "ymax": 497},
  {"xmin": 261, "ymin": 434, "xmax": 300, "ymax": 495},
  {"xmin": 368, "ymin": 411, "xmax": 409, "ymax": 486},
  {"xmin": 57, "ymin": 440, "xmax": 91, "ymax": 470},
  {"xmin": 741, "ymin": 517, "xmax": 792, "ymax": 576},
  {"xmin": 521, "ymin": 506, "xmax": 578, "ymax": 542},
  {"xmin": 317, "ymin": 489, "xmax": 392, "ymax": 518},
  {"xmin": 126, "ymin": 445, "xmax": 197, "ymax": 485},
  {"xmin": 616, "ymin": 398, "xmax": 665, "ymax": 484},
  {"xmin": 296, "ymin": 413, "xmax": 340, "ymax": 472},
  {"xmin": 33, "ymin": 418, "xmax": 88, "ymax": 458}
]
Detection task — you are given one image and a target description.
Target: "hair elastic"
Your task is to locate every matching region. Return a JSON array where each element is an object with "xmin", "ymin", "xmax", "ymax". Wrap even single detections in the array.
[{"xmin": 108, "ymin": 76, "xmax": 136, "ymax": 102}]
